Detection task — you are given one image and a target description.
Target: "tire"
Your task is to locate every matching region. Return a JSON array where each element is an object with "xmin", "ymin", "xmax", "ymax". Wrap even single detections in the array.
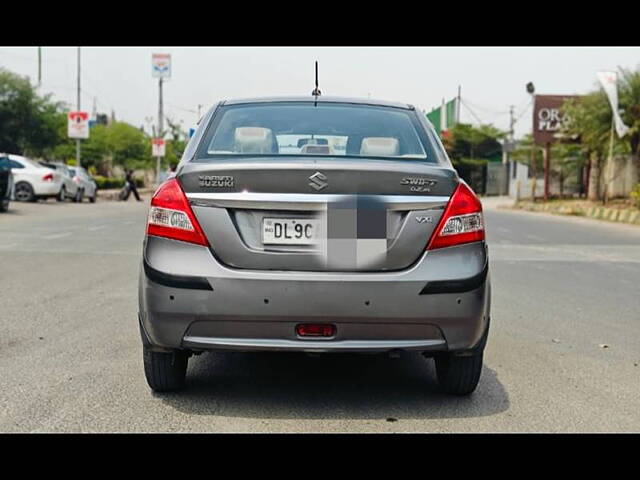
[
  {"xmin": 57, "ymin": 186, "xmax": 66, "ymax": 202},
  {"xmin": 143, "ymin": 347, "xmax": 188, "ymax": 392},
  {"xmin": 74, "ymin": 189, "xmax": 83, "ymax": 203},
  {"xmin": 15, "ymin": 182, "xmax": 35, "ymax": 202},
  {"xmin": 0, "ymin": 199, "xmax": 8, "ymax": 212},
  {"xmin": 89, "ymin": 192, "xmax": 96, "ymax": 203},
  {"xmin": 435, "ymin": 353, "xmax": 483, "ymax": 395}
]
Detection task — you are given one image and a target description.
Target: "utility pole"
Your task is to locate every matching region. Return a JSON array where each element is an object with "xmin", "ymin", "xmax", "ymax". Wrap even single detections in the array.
[
  {"xmin": 457, "ymin": 85, "xmax": 461, "ymax": 124},
  {"xmin": 502, "ymin": 105, "xmax": 515, "ymax": 195},
  {"xmin": 156, "ymin": 76, "xmax": 163, "ymax": 185},
  {"xmin": 37, "ymin": 47, "xmax": 42, "ymax": 87},
  {"xmin": 76, "ymin": 47, "xmax": 81, "ymax": 170}
]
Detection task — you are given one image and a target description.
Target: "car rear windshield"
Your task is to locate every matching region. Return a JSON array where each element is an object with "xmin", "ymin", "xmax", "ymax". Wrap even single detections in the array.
[{"xmin": 196, "ymin": 102, "xmax": 439, "ymax": 163}]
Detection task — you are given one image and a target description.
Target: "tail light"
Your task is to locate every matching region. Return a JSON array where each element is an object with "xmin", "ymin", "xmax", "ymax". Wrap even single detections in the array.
[
  {"xmin": 73, "ymin": 176, "xmax": 80, "ymax": 183},
  {"xmin": 42, "ymin": 173, "xmax": 54, "ymax": 181},
  {"xmin": 426, "ymin": 181, "xmax": 484, "ymax": 250},
  {"xmin": 146, "ymin": 178, "xmax": 208, "ymax": 246}
]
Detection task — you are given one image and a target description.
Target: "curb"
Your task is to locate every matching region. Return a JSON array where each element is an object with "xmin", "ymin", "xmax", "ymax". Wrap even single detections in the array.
[
  {"xmin": 97, "ymin": 188, "xmax": 155, "ymax": 201},
  {"xmin": 511, "ymin": 201, "xmax": 640, "ymax": 226}
]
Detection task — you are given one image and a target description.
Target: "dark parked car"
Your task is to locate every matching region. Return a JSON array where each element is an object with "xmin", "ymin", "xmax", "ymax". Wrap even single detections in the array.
[
  {"xmin": 138, "ymin": 96, "xmax": 490, "ymax": 395},
  {"xmin": 0, "ymin": 156, "xmax": 15, "ymax": 212}
]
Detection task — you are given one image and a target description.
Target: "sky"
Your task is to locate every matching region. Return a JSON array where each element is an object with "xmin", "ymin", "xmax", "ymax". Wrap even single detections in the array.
[{"xmin": 1, "ymin": 46, "xmax": 639, "ymax": 139}]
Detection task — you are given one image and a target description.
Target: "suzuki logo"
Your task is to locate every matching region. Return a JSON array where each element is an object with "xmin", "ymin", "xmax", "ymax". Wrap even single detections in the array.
[{"xmin": 308, "ymin": 171, "xmax": 328, "ymax": 191}]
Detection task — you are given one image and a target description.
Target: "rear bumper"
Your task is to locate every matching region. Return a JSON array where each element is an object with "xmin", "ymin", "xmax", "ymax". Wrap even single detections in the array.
[
  {"xmin": 138, "ymin": 236, "xmax": 491, "ymax": 354},
  {"xmin": 182, "ymin": 336, "xmax": 445, "ymax": 353}
]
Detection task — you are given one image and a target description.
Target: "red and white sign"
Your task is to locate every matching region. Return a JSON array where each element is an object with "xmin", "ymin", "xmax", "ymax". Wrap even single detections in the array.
[
  {"xmin": 67, "ymin": 111, "xmax": 90, "ymax": 139},
  {"xmin": 152, "ymin": 53, "xmax": 171, "ymax": 79},
  {"xmin": 152, "ymin": 138, "xmax": 166, "ymax": 157}
]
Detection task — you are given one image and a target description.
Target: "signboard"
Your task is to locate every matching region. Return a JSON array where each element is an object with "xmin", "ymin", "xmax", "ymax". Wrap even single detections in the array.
[
  {"xmin": 152, "ymin": 138, "xmax": 166, "ymax": 157},
  {"xmin": 152, "ymin": 53, "xmax": 171, "ymax": 79},
  {"xmin": 67, "ymin": 111, "xmax": 90, "ymax": 139},
  {"xmin": 533, "ymin": 95, "xmax": 578, "ymax": 145},
  {"xmin": 426, "ymin": 97, "xmax": 459, "ymax": 135}
]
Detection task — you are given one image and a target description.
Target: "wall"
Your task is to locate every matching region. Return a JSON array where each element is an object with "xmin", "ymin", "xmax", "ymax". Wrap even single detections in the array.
[{"xmin": 507, "ymin": 155, "xmax": 638, "ymax": 200}]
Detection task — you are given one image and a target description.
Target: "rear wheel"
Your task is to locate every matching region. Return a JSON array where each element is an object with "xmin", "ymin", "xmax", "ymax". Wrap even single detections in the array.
[
  {"xmin": 143, "ymin": 347, "xmax": 188, "ymax": 392},
  {"xmin": 15, "ymin": 182, "xmax": 35, "ymax": 202},
  {"xmin": 57, "ymin": 186, "xmax": 66, "ymax": 202},
  {"xmin": 74, "ymin": 189, "xmax": 83, "ymax": 203},
  {"xmin": 89, "ymin": 191, "xmax": 96, "ymax": 203},
  {"xmin": 435, "ymin": 353, "xmax": 483, "ymax": 395},
  {"xmin": 0, "ymin": 199, "xmax": 8, "ymax": 212}
]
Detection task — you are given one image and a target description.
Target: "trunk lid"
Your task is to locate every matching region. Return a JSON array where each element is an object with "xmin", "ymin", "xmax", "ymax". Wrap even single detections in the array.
[{"xmin": 180, "ymin": 157, "xmax": 458, "ymax": 272}]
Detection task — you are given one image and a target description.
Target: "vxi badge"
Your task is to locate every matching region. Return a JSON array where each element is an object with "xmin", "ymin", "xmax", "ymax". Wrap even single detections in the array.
[{"xmin": 400, "ymin": 177, "xmax": 438, "ymax": 193}]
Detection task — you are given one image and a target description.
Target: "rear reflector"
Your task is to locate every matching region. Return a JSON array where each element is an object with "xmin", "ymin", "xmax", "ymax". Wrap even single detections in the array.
[
  {"xmin": 147, "ymin": 178, "xmax": 209, "ymax": 246},
  {"xmin": 296, "ymin": 324, "xmax": 336, "ymax": 337},
  {"xmin": 42, "ymin": 173, "xmax": 54, "ymax": 181},
  {"xmin": 426, "ymin": 181, "xmax": 484, "ymax": 250}
]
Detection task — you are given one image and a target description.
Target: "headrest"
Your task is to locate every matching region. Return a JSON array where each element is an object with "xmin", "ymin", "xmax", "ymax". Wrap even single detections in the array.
[
  {"xmin": 360, "ymin": 137, "xmax": 399, "ymax": 156},
  {"xmin": 234, "ymin": 127, "xmax": 275, "ymax": 153},
  {"xmin": 300, "ymin": 144, "xmax": 331, "ymax": 155}
]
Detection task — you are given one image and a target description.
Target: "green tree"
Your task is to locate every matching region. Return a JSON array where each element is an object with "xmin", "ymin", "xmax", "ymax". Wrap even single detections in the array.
[
  {"xmin": 562, "ymin": 91, "xmax": 613, "ymax": 200},
  {"xmin": 619, "ymin": 67, "xmax": 640, "ymax": 171},
  {"xmin": 164, "ymin": 116, "xmax": 187, "ymax": 169},
  {"xmin": 0, "ymin": 68, "xmax": 66, "ymax": 157},
  {"xmin": 444, "ymin": 123, "xmax": 505, "ymax": 162}
]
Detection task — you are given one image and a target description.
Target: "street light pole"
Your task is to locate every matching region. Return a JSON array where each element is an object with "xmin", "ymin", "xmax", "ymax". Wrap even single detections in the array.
[
  {"xmin": 156, "ymin": 77, "xmax": 163, "ymax": 185},
  {"xmin": 526, "ymin": 82, "xmax": 536, "ymax": 201}
]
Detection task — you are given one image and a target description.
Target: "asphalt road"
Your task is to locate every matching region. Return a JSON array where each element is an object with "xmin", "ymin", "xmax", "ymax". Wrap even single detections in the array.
[{"xmin": 1, "ymin": 196, "xmax": 639, "ymax": 432}]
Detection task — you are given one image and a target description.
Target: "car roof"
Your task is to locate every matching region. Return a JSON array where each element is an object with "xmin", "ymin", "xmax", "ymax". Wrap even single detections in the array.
[
  {"xmin": 5, "ymin": 154, "xmax": 27, "ymax": 161},
  {"xmin": 221, "ymin": 96, "xmax": 414, "ymax": 110}
]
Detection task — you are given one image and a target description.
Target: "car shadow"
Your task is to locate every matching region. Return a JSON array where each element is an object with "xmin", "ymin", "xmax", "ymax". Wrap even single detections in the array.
[{"xmin": 158, "ymin": 351, "xmax": 509, "ymax": 420}]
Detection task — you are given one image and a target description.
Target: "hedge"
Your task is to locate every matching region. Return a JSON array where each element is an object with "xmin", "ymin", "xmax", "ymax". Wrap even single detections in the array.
[{"xmin": 93, "ymin": 175, "xmax": 144, "ymax": 190}]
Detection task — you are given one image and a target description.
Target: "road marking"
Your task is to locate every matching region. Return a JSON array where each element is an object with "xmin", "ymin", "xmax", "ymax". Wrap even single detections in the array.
[
  {"xmin": 43, "ymin": 232, "xmax": 72, "ymax": 240},
  {"xmin": 525, "ymin": 234, "xmax": 545, "ymax": 241}
]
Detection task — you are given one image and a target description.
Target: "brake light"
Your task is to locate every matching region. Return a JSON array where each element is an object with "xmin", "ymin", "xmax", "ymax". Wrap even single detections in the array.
[
  {"xmin": 426, "ymin": 182, "xmax": 484, "ymax": 250},
  {"xmin": 42, "ymin": 173, "xmax": 54, "ymax": 181},
  {"xmin": 73, "ymin": 176, "xmax": 80, "ymax": 183},
  {"xmin": 146, "ymin": 178, "xmax": 209, "ymax": 246}
]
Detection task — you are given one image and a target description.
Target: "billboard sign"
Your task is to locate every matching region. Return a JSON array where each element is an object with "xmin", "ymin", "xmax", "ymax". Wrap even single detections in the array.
[
  {"xmin": 533, "ymin": 95, "xmax": 579, "ymax": 145},
  {"xmin": 152, "ymin": 138, "xmax": 166, "ymax": 157},
  {"xmin": 67, "ymin": 111, "xmax": 90, "ymax": 139},
  {"xmin": 152, "ymin": 53, "xmax": 171, "ymax": 79}
]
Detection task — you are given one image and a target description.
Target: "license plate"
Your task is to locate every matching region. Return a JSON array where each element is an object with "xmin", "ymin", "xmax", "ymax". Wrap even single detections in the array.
[{"xmin": 263, "ymin": 218, "xmax": 319, "ymax": 245}]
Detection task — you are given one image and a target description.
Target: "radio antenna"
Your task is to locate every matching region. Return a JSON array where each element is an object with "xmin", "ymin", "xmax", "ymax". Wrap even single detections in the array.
[{"xmin": 311, "ymin": 61, "xmax": 321, "ymax": 103}]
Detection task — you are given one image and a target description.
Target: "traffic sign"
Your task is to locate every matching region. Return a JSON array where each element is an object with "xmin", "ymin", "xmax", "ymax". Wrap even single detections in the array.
[
  {"xmin": 152, "ymin": 138, "xmax": 166, "ymax": 157},
  {"xmin": 68, "ymin": 111, "xmax": 90, "ymax": 139},
  {"xmin": 152, "ymin": 53, "xmax": 171, "ymax": 79}
]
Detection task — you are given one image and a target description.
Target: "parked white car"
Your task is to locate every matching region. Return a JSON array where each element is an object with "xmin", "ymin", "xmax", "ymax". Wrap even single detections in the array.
[
  {"xmin": 5, "ymin": 154, "xmax": 63, "ymax": 202},
  {"xmin": 69, "ymin": 166, "xmax": 97, "ymax": 203},
  {"xmin": 40, "ymin": 161, "xmax": 81, "ymax": 202}
]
